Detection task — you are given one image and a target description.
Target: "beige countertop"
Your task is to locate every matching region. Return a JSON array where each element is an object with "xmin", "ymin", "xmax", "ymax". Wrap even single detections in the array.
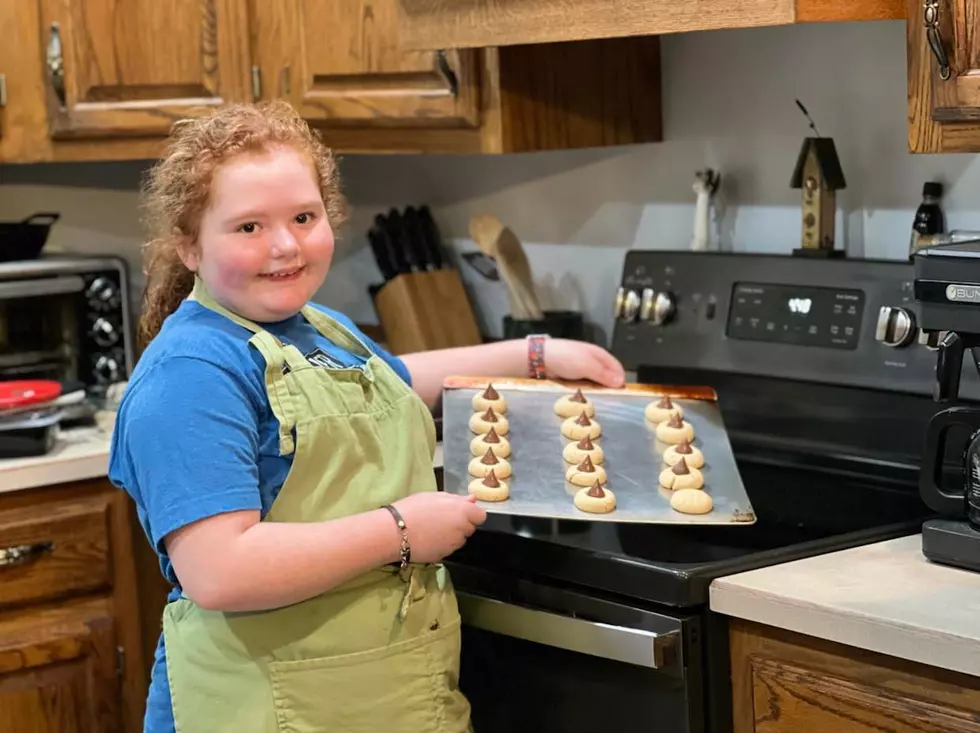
[
  {"xmin": 710, "ymin": 533, "xmax": 980, "ymax": 677},
  {"xmin": 1, "ymin": 424, "xmax": 445, "ymax": 494}
]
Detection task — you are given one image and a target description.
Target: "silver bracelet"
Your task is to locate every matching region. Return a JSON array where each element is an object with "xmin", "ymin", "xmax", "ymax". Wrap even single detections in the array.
[{"xmin": 382, "ymin": 504, "xmax": 411, "ymax": 568}]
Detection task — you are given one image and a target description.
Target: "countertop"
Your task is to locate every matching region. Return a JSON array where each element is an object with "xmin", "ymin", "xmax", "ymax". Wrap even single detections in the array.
[
  {"xmin": 1, "ymin": 423, "xmax": 445, "ymax": 494},
  {"xmin": 710, "ymin": 533, "xmax": 980, "ymax": 677}
]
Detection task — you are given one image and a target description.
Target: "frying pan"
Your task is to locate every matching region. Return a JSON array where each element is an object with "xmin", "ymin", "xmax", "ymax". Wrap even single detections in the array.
[{"xmin": 0, "ymin": 212, "xmax": 61, "ymax": 262}]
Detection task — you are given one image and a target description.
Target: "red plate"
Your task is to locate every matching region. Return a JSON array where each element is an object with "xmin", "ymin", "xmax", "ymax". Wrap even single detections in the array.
[{"xmin": 0, "ymin": 380, "xmax": 62, "ymax": 410}]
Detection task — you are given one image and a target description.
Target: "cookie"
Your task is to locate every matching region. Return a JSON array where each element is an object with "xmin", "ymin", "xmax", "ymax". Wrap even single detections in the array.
[
  {"xmin": 662, "ymin": 441, "xmax": 703, "ymax": 469},
  {"xmin": 644, "ymin": 395, "xmax": 683, "ymax": 423},
  {"xmin": 655, "ymin": 412, "xmax": 695, "ymax": 444},
  {"xmin": 658, "ymin": 457, "xmax": 704, "ymax": 490},
  {"xmin": 554, "ymin": 388, "xmax": 596, "ymax": 418},
  {"xmin": 472, "ymin": 383, "xmax": 507, "ymax": 414},
  {"xmin": 468, "ymin": 448, "xmax": 513, "ymax": 479},
  {"xmin": 562, "ymin": 435, "xmax": 604, "ymax": 465},
  {"xmin": 469, "ymin": 406, "xmax": 510, "ymax": 436},
  {"xmin": 469, "ymin": 426, "xmax": 512, "ymax": 458},
  {"xmin": 670, "ymin": 488, "xmax": 713, "ymax": 515},
  {"xmin": 468, "ymin": 469, "xmax": 510, "ymax": 502},
  {"xmin": 565, "ymin": 454, "xmax": 608, "ymax": 487},
  {"xmin": 561, "ymin": 412, "xmax": 602, "ymax": 441},
  {"xmin": 574, "ymin": 480, "xmax": 616, "ymax": 514}
]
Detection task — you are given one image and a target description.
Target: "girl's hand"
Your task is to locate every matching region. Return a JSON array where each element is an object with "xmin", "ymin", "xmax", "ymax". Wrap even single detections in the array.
[
  {"xmin": 545, "ymin": 339, "xmax": 627, "ymax": 388},
  {"xmin": 392, "ymin": 491, "xmax": 487, "ymax": 564}
]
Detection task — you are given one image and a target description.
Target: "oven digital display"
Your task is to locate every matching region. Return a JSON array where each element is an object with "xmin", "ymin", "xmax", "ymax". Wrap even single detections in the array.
[{"xmin": 726, "ymin": 282, "xmax": 865, "ymax": 349}]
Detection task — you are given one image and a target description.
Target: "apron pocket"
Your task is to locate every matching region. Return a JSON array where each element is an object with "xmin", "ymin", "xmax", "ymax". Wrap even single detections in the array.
[{"xmin": 268, "ymin": 619, "xmax": 467, "ymax": 733}]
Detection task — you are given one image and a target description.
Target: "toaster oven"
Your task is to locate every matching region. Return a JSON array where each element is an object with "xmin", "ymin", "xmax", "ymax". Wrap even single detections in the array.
[{"xmin": 0, "ymin": 256, "xmax": 134, "ymax": 392}]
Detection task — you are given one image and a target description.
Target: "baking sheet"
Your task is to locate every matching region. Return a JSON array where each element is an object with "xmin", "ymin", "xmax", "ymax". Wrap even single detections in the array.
[{"xmin": 442, "ymin": 377, "xmax": 756, "ymax": 525}]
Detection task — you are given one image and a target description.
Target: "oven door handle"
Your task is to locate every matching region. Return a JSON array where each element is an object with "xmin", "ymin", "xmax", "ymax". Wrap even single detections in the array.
[
  {"xmin": 0, "ymin": 276, "xmax": 85, "ymax": 299},
  {"xmin": 455, "ymin": 591, "xmax": 681, "ymax": 671}
]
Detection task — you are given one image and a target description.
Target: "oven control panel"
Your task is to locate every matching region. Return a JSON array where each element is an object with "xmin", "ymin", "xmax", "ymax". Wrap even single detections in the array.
[{"xmin": 611, "ymin": 251, "xmax": 976, "ymax": 400}]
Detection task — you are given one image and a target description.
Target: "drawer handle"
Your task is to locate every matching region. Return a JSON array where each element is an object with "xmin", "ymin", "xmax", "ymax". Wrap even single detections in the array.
[{"xmin": 0, "ymin": 542, "xmax": 54, "ymax": 568}]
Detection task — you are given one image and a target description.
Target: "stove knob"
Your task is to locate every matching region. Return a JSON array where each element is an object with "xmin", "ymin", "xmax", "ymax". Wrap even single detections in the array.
[
  {"xmin": 87, "ymin": 277, "xmax": 120, "ymax": 310},
  {"xmin": 651, "ymin": 291, "xmax": 677, "ymax": 326},
  {"xmin": 919, "ymin": 329, "xmax": 947, "ymax": 351},
  {"xmin": 875, "ymin": 306, "xmax": 916, "ymax": 347},
  {"xmin": 613, "ymin": 287, "xmax": 625, "ymax": 318},
  {"xmin": 90, "ymin": 317, "xmax": 119, "ymax": 347},
  {"xmin": 639, "ymin": 288, "xmax": 656, "ymax": 320},
  {"xmin": 94, "ymin": 355, "xmax": 120, "ymax": 384},
  {"xmin": 623, "ymin": 290, "xmax": 641, "ymax": 321}
]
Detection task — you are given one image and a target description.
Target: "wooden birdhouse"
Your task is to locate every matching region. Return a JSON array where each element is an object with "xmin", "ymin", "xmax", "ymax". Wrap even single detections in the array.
[{"xmin": 790, "ymin": 137, "xmax": 846, "ymax": 258}]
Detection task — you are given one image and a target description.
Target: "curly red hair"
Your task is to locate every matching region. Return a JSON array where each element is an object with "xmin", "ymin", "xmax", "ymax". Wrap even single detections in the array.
[{"xmin": 138, "ymin": 100, "xmax": 348, "ymax": 348}]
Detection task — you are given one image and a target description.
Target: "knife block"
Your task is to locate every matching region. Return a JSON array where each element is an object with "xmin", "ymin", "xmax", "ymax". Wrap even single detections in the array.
[{"xmin": 373, "ymin": 269, "xmax": 483, "ymax": 355}]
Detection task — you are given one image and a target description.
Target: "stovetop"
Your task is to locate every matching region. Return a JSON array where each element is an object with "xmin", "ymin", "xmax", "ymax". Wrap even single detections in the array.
[{"xmin": 446, "ymin": 445, "xmax": 931, "ymax": 608}]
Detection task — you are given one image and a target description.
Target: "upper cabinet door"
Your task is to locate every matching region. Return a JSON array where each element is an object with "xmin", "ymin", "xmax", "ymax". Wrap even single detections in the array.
[
  {"xmin": 258, "ymin": 0, "xmax": 480, "ymax": 128},
  {"xmin": 37, "ymin": 0, "xmax": 252, "ymax": 139},
  {"xmin": 909, "ymin": 0, "xmax": 980, "ymax": 152}
]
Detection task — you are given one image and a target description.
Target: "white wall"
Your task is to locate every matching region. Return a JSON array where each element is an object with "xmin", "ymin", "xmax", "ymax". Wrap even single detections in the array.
[{"xmin": 2, "ymin": 20, "xmax": 979, "ymax": 345}]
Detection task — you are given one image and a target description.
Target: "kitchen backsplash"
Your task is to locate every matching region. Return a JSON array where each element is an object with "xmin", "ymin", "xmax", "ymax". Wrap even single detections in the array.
[{"xmin": 3, "ymin": 21, "xmax": 980, "ymax": 345}]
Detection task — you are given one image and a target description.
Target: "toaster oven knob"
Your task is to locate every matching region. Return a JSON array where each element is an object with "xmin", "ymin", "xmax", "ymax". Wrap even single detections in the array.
[
  {"xmin": 639, "ymin": 288, "xmax": 656, "ymax": 321},
  {"xmin": 613, "ymin": 287, "xmax": 625, "ymax": 318},
  {"xmin": 90, "ymin": 317, "xmax": 119, "ymax": 347},
  {"xmin": 87, "ymin": 278, "xmax": 120, "ymax": 310},
  {"xmin": 622, "ymin": 290, "xmax": 641, "ymax": 321},
  {"xmin": 94, "ymin": 355, "xmax": 120, "ymax": 384}
]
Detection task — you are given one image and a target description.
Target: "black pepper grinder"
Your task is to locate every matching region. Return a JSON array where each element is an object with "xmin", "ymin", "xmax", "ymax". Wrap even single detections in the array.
[{"xmin": 910, "ymin": 181, "xmax": 946, "ymax": 258}]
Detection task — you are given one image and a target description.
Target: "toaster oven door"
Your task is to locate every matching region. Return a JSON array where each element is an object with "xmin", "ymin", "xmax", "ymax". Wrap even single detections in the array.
[{"xmin": 0, "ymin": 276, "xmax": 84, "ymax": 382}]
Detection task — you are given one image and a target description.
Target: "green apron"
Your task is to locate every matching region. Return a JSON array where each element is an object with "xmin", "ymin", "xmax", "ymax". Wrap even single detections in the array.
[{"xmin": 162, "ymin": 279, "xmax": 471, "ymax": 732}]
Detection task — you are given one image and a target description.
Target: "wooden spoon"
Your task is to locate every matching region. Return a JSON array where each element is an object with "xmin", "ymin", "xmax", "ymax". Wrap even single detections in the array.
[{"xmin": 468, "ymin": 213, "xmax": 543, "ymax": 319}]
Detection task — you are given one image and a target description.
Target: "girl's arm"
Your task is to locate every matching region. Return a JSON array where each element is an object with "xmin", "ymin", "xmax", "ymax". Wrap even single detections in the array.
[
  {"xmin": 166, "ymin": 491, "xmax": 486, "ymax": 612},
  {"xmin": 401, "ymin": 338, "xmax": 627, "ymax": 408}
]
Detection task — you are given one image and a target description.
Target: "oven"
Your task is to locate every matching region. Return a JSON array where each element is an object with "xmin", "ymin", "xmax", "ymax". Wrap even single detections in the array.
[
  {"xmin": 452, "ymin": 564, "xmax": 702, "ymax": 732},
  {"xmin": 443, "ymin": 250, "xmax": 940, "ymax": 733},
  {"xmin": 0, "ymin": 257, "xmax": 134, "ymax": 391}
]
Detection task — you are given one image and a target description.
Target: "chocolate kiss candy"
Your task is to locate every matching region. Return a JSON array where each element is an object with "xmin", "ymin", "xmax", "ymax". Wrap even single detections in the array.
[
  {"xmin": 577, "ymin": 435, "xmax": 594, "ymax": 450},
  {"xmin": 667, "ymin": 412, "xmax": 684, "ymax": 429},
  {"xmin": 672, "ymin": 457, "xmax": 690, "ymax": 475},
  {"xmin": 575, "ymin": 412, "xmax": 592, "ymax": 426},
  {"xmin": 482, "ymin": 469, "xmax": 501, "ymax": 487},
  {"xmin": 481, "ymin": 448, "xmax": 499, "ymax": 465},
  {"xmin": 482, "ymin": 407, "xmax": 498, "ymax": 422},
  {"xmin": 587, "ymin": 479, "xmax": 605, "ymax": 498},
  {"xmin": 483, "ymin": 384, "xmax": 499, "ymax": 400},
  {"xmin": 577, "ymin": 455, "xmax": 596, "ymax": 472},
  {"xmin": 483, "ymin": 427, "xmax": 501, "ymax": 444},
  {"xmin": 657, "ymin": 395, "xmax": 674, "ymax": 409},
  {"xmin": 675, "ymin": 440, "xmax": 692, "ymax": 455},
  {"xmin": 570, "ymin": 389, "xmax": 588, "ymax": 403}
]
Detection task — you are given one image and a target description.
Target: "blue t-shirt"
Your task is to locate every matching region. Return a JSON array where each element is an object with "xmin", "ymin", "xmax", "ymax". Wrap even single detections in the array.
[{"xmin": 108, "ymin": 299, "xmax": 412, "ymax": 733}]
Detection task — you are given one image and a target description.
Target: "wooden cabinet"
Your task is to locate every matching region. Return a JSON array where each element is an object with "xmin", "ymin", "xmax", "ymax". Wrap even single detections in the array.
[
  {"xmin": 730, "ymin": 619, "xmax": 980, "ymax": 732},
  {"xmin": 907, "ymin": 0, "xmax": 980, "ymax": 152},
  {"xmin": 37, "ymin": 0, "xmax": 252, "ymax": 140},
  {"xmin": 0, "ymin": 0, "xmax": 663, "ymax": 161},
  {"xmin": 394, "ymin": 0, "xmax": 905, "ymax": 52},
  {"xmin": 0, "ymin": 480, "xmax": 159, "ymax": 733}
]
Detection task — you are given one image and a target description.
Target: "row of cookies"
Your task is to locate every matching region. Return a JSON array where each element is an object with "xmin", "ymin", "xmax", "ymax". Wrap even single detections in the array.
[
  {"xmin": 554, "ymin": 389, "xmax": 616, "ymax": 514},
  {"xmin": 645, "ymin": 395, "xmax": 713, "ymax": 516},
  {"xmin": 467, "ymin": 385, "xmax": 513, "ymax": 501}
]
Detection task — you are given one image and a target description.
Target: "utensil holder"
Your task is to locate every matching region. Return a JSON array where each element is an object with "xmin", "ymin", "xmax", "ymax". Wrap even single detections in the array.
[{"xmin": 373, "ymin": 269, "xmax": 483, "ymax": 355}]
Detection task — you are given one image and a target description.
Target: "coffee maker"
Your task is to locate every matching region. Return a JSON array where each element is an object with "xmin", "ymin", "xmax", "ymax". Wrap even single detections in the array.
[{"xmin": 915, "ymin": 241, "xmax": 980, "ymax": 572}]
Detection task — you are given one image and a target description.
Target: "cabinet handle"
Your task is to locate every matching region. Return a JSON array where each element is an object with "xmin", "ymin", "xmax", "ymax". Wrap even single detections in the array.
[
  {"xmin": 436, "ymin": 51, "xmax": 459, "ymax": 97},
  {"xmin": 924, "ymin": 0, "xmax": 951, "ymax": 81},
  {"xmin": 0, "ymin": 542, "xmax": 54, "ymax": 568},
  {"xmin": 46, "ymin": 22, "xmax": 66, "ymax": 107}
]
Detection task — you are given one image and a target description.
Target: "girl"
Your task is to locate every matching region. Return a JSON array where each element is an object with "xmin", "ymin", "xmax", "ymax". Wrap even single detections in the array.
[{"xmin": 109, "ymin": 100, "xmax": 626, "ymax": 733}]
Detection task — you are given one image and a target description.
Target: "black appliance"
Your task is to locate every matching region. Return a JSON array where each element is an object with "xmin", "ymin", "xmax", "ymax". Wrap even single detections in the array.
[
  {"xmin": 913, "ymin": 241, "xmax": 980, "ymax": 572},
  {"xmin": 444, "ymin": 251, "xmax": 938, "ymax": 733}
]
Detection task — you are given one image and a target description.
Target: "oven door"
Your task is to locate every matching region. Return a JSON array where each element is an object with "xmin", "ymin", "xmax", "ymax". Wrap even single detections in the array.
[
  {"xmin": 451, "ymin": 566, "xmax": 704, "ymax": 733},
  {"xmin": 0, "ymin": 276, "xmax": 83, "ymax": 382}
]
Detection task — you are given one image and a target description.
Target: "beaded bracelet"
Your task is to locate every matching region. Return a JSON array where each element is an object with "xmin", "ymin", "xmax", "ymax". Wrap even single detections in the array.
[{"xmin": 527, "ymin": 334, "xmax": 549, "ymax": 379}]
